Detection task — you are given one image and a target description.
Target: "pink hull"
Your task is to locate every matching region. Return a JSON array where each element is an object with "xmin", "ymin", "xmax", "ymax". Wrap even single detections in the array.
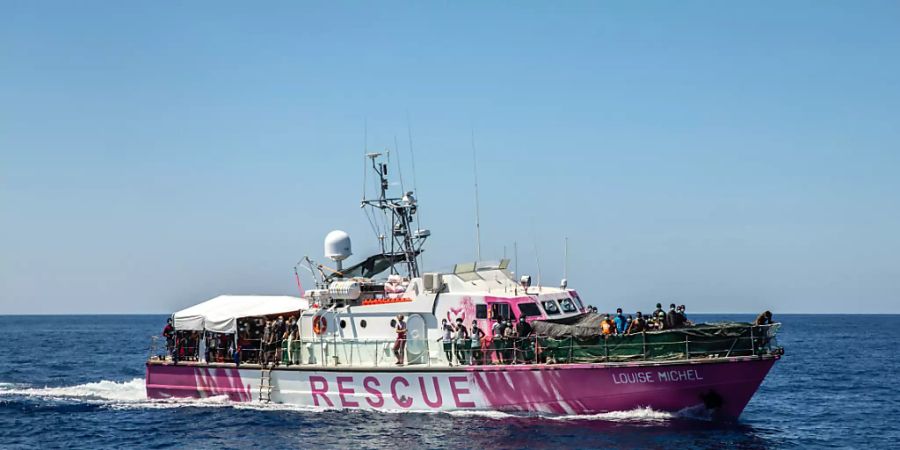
[{"xmin": 146, "ymin": 356, "xmax": 777, "ymax": 419}]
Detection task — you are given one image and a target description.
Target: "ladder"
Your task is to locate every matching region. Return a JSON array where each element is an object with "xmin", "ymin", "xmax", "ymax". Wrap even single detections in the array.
[{"xmin": 258, "ymin": 367, "xmax": 273, "ymax": 403}]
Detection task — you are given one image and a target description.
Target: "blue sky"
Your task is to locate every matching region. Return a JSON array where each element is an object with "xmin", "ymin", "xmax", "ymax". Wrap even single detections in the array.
[{"xmin": 2, "ymin": 1, "xmax": 899, "ymax": 314}]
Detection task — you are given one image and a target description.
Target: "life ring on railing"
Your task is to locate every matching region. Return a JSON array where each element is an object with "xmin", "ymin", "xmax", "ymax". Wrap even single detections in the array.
[{"xmin": 313, "ymin": 315, "xmax": 327, "ymax": 335}]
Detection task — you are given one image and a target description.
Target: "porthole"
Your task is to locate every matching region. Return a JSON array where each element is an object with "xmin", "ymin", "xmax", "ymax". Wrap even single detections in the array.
[
  {"xmin": 390, "ymin": 319, "xmax": 397, "ymax": 328},
  {"xmin": 340, "ymin": 319, "xmax": 347, "ymax": 329},
  {"xmin": 360, "ymin": 320, "xmax": 367, "ymax": 328}
]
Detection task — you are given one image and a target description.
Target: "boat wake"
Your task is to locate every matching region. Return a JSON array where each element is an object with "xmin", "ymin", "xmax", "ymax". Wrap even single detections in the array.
[
  {"xmin": 0, "ymin": 378, "xmax": 147, "ymax": 403},
  {"xmin": 0, "ymin": 379, "xmax": 707, "ymax": 422}
]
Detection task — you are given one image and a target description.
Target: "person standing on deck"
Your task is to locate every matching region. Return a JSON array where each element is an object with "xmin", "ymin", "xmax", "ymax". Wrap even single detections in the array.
[
  {"xmin": 613, "ymin": 308, "xmax": 628, "ymax": 335},
  {"xmin": 491, "ymin": 319, "xmax": 505, "ymax": 364},
  {"xmin": 666, "ymin": 303, "xmax": 683, "ymax": 329},
  {"xmin": 755, "ymin": 310, "xmax": 773, "ymax": 325},
  {"xmin": 393, "ymin": 314, "xmax": 407, "ymax": 365},
  {"xmin": 502, "ymin": 320, "xmax": 518, "ymax": 363},
  {"xmin": 454, "ymin": 318, "xmax": 470, "ymax": 365},
  {"xmin": 515, "ymin": 316, "xmax": 532, "ymax": 363},
  {"xmin": 437, "ymin": 319, "xmax": 455, "ymax": 365},
  {"xmin": 162, "ymin": 319, "xmax": 175, "ymax": 359},
  {"xmin": 470, "ymin": 320, "xmax": 484, "ymax": 365},
  {"xmin": 601, "ymin": 314, "xmax": 616, "ymax": 336},
  {"xmin": 653, "ymin": 303, "xmax": 666, "ymax": 329},
  {"xmin": 627, "ymin": 312, "xmax": 646, "ymax": 334},
  {"xmin": 261, "ymin": 320, "xmax": 273, "ymax": 365}
]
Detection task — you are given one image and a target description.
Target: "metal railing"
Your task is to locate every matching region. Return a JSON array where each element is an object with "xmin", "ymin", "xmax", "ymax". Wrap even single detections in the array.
[{"xmin": 148, "ymin": 323, "xmax": 781, "ymax": 368}]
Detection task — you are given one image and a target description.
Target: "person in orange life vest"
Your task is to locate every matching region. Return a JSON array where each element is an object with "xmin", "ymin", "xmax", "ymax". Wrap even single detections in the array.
[{"xmin": 393, "ymin": 314, "xmax": 407, "ymax": 365}]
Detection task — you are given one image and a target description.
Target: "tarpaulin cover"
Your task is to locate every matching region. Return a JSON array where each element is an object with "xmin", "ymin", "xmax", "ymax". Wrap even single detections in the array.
[
  {"xmin": 173, "ymin": 295, "xmax": 309, "ymax": 334},
  {"xmin": 530, "ymin": 315, "xmax": 779, "ymax": 362}
]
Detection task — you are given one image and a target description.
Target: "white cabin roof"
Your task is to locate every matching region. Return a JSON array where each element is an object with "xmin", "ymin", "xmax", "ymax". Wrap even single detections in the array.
[{"xmin": 173, "ymin": 295, "xmax": 309, "ymax": 333}]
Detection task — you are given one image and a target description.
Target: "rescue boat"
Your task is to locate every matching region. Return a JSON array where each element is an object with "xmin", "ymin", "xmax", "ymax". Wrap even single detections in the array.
[{"xmin": 146, "ymin": 152, "xmax": 781, "ymax": 419}]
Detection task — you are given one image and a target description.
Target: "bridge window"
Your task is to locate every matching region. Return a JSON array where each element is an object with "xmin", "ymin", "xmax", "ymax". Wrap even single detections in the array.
[
  {"xmin": 560, "ymin": 298, "xmax": 577, "ymax": 313},
  {"xmin": 475, "ymin": 304, "xmax": 488, "ymax": 319},
  {"xmin": 542, "ymin": 300, "xmax": 561, "ymax": 315},
  {"xmin": 491, "ymin": 303, "xmax": 512, "ymax": 321},
  {"xmin": 518, "ymin": 302, "xmax": 542, "ymax": 317}
]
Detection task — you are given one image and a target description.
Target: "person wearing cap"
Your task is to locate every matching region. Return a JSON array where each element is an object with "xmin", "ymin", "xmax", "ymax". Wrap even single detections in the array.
[{"xmin": 393, "ymin": 315, "xmax": 407, "ymax": 365}]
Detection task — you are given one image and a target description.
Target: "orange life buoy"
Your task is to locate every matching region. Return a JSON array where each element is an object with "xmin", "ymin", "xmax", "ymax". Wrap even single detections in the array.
[{"xmin": 313, "ymin": 315, "xmax": 327, "ymax": 335}]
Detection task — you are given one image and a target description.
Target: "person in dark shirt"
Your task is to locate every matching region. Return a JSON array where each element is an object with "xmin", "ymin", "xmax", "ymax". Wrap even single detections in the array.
[
  {"xmin": 261, "ymin": 320, "xmax": 273, "ymax": 365},
  {"xmin": 515, "ymin": 316, "xmax": 532, "ymax": 337},
  {"xmin": 515, "ymin": 317, "xmax": 533, "ymax": 364},
  {"xmin": 653, "ymin": 303, "xmax": 666, "ymax": 329},
  {"xmin": 454, "ymin": 318, "xmax": 470, "ymax": 365},
  {"xmin": 755, "ymin": 310, "xmax": 773, "ymax": 325},
  {"xmin": 666, "ymin": 303, "xmax": 683, "ymax": 329},
  {"xmin": 162, "ymin": 319, "xmax": 175, "ymax": 359},
  {"xmin": 677, "ymin": 305, "xmax": 691, "ymax": 327}
]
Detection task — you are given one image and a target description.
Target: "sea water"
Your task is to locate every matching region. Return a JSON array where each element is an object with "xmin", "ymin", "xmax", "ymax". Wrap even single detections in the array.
[{"xmin": 0, "ymin": 314, "xmax": 897, "ymax": 449}]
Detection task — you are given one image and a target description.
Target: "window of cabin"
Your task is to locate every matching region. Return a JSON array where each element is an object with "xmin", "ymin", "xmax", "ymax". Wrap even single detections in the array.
[
  {"xmin": 542, "ymin": 300, "xmax": 561, "ymax": 315},
  {"xmin": 517, "ymin": 302, "xmax": 543, "ymax": 317},
  {"xmin": 571, "ymin": 294, "xmax": 584, "ymax": 310},
  {"xmin": 475, "ymin": 304, "xmax": 488, "ymax": 319},
  {"xmin": 491, "ymin": 303, "xmax": 512, "ymax": 321},
  {"xmin": 559, "ymin": 298, "xmax": 577, "ymax": 313}
]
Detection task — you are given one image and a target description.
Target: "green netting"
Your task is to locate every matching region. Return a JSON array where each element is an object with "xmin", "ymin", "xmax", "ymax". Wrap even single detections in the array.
[{"xmin": 525, "ymin": 323, "xmax": 778, "ymax": 363}]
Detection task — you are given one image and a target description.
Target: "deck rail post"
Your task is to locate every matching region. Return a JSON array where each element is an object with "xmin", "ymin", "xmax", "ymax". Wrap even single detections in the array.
[
  {"xmin": 750, "ymin": 325, "xmax": 756, "ymax": 355},
  {"xmin": 604, "ymin": 336, "xmax": 609, "ymax": 362},
  {"xmin": 642, "ymin": 332, "xmax": 647, "ymax": 360}
]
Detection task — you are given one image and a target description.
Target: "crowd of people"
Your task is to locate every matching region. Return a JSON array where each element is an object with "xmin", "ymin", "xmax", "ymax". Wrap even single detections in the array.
[
  {"xmin": 590, "ymin": 303, "xmax": 694, "ymax": 337},
  {"xmin": 393, "ymin": 315, "xmax": 537, "ymax": 366},
  {"xmin": 162, "ymin": 315, "xmax": 303, "ymax": 366},
  {"xmin": 163, "ymin": 305, "xmax": 777, "ymax": 366}
]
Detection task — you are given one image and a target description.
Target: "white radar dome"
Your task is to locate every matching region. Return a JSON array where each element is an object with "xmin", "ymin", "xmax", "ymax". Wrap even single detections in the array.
[{"xmin": 324, "ymin": 230, "xmax": 352, "ymax": 262}]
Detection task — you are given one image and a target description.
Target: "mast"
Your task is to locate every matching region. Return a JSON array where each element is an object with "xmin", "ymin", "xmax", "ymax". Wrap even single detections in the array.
[
  {"xmin": 360, "ymin": 152, "xmax": 428, "ymax": 278},
  {"xmin": 471, "ymin": 130, "xmax": 482, "ymax": 261}
]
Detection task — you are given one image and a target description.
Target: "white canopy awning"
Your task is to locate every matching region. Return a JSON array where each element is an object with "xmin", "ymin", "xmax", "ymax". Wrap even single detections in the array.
[{"xmin": 173, "ymin": 295, "xmax": 309, "ymax": 334}]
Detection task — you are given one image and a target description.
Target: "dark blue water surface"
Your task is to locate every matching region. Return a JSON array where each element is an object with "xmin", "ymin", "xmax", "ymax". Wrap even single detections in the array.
[{"xmin": 0, "ymin": 314, "xmax": 897, "ymax": 449}]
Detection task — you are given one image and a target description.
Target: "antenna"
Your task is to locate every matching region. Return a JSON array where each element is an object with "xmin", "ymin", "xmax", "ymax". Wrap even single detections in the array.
[
  {"xmin": 532, "ymin": 232, "xmax": 542, "ymax": 292},
  {"xmin": 394, "ymin": 135, "xmax": 405, "ymax": 194},
  {"xmin": 362, "ymin": 120, "xmax": 368, "ymax": 201},
  {"xmin": 514, "ymin": 241, "xmax": 518, "ymax": 276},
  {"xmin": 514, "ymin": 241, "xmax": 518, "ymax": 295},
  {"xmin": 407, "ymin": 114, "xmax": 424, "ymax": 270},
  {"xmin": 564, "ymin": 237, "xmax": 568, "ymax": 279},
  {"xmin": 472, "ymin": 129, "xmax": 482, "ymax": 261}
]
